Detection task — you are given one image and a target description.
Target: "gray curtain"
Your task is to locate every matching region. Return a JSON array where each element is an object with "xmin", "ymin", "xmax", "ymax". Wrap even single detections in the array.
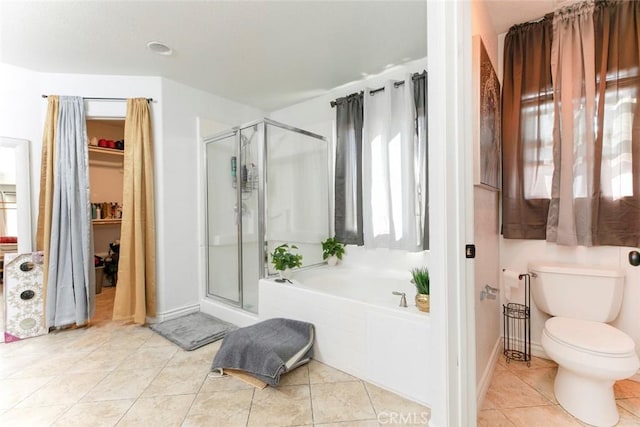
[
  {"xmin": 46, "ymin": 96, "xmax": 95, "ymax": 328},
  {"xmin": 413, "ymin": 72, "xmax": 429, "ymax": 250},
  {"xmin": 334, "ymin": 93, "xmax": 364, "ymax": 245}
]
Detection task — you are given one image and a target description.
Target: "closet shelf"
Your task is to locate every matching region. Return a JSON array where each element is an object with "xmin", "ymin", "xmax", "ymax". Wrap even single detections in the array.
[
  {"xmin": 88, "ymin": 146, "xmax": 124, "ymax": 156},
  {"xmin": 92, "ymin": 219, "xmax": 122, "ymax": 226}
]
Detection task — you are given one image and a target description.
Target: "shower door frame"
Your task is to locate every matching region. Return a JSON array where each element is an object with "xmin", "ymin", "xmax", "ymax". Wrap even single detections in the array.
[
  {"xmin": 260, "ymin": 118, "xmax": 330, "ymax": 278},
  {"xmin": 203, "ymin": 128, "xmax": 245, "ymax": 308},
  {"xmin": 203, "ymin": 118, "xmax": 329, "ymax": 310}
]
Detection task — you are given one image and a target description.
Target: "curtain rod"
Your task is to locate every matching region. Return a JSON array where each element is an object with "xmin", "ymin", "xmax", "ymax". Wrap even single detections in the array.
[
  {"xmin": 41, "ymin": 95, "xmax": 153, "ymax": 102},
  {"xmin": 330, "ymin": 72, "xmax": 426, "ymax": 108}
]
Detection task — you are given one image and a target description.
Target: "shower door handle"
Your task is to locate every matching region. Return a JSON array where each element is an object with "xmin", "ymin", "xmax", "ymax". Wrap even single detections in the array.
[{"xmin": 264, "ymin": 241, "xmax": 269, "ymax": 263}]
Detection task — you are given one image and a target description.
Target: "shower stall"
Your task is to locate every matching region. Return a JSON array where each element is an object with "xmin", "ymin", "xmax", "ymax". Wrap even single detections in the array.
[{"xmin": 203, "ymin": 119, "xmax": 330, "ymax": 313}]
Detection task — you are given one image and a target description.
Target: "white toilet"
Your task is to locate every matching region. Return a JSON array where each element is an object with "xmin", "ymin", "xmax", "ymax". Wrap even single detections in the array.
[{"xmin": 529, "ymin": 262, "xmax": 639, "ymax": 427}]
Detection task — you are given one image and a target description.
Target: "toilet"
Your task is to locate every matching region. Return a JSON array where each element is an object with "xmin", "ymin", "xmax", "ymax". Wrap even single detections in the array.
[{"xmin": 529, "ymin": 262, "xmax": 639, "ymax": 427}]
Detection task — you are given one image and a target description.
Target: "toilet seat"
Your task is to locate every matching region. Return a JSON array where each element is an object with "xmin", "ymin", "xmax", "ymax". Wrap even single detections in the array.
[{"xmin": 545, "ymin": 317, "xmax": 636, "ymax": 357}]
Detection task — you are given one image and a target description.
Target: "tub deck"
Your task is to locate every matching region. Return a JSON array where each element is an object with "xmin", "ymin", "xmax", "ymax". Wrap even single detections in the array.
[{"xmin": 259, "ymin": 266, "xmax": 431, "ymax": 406}]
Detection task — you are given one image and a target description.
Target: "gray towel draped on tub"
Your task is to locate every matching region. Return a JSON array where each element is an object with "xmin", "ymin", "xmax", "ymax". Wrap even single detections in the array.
[{"xmin": 211, "ymin": 318, "xmax": 315, "ymax": 386}]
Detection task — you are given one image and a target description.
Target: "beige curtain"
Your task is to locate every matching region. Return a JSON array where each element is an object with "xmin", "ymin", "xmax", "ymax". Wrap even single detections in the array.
[
  {"xmin": 36, "ymin": 95, "xmax": 59, "ymax": 301},
  {"xmin": 112, "ymin": 98, "xmax": 157, "ymax": 324},
  {"xmin": 547, "ymin": 1, "xmax": 597, "ymax": 246}
]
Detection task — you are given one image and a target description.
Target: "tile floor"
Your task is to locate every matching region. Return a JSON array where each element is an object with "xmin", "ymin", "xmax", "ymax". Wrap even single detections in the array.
[
  {"xmin": 11, "ymin": 284, "xmax": 640, "ymax": 426},
  {"xmin": 480, "ymin": 354, "xmax": 640, "ymax": 426},
  {"xmin": 0, "ymin": 286, "xmax": 430, "ymax": 426}
]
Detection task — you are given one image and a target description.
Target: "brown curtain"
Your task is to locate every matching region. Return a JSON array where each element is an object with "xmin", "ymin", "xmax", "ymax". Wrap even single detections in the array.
[
  {"xmin": 592, "ymin": 1, "xmax": 640, "ymax": 246},
  {"xmin": 503, "ymin": 0, "xmax": 640, "ymax": 247},
  {"xmin": 36, "ymin": 95, "xmax": 59, "ymax": 301},
  {"xmin": 502, "ymin": 19, "xmax": 553, "ymax": 239},
  {"xmin": 112, "ymin": 98, "xmax": 157, "ymax": 323}
]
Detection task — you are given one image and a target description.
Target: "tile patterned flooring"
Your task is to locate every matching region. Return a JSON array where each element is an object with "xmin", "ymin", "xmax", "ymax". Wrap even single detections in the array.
[
  {"xmin": 7, "ymin": 285, "xmax": 640, "ymax": 426},
  {"xmin": 0, "ymin": 287, "xmax": 430, "ymax": 426},
  {"xmin": 480, "ymin": 355, "xmax": 640, "ymax": 426}
]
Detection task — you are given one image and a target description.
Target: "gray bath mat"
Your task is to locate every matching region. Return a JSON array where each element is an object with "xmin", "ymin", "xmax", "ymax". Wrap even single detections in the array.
[{"xmin": 149, "ymin": 312, "xmax": 236, "ymax": 351}]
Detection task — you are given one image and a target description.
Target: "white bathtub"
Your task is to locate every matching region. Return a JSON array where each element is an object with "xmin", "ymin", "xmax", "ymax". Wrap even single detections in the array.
[{"xmin": 259, "ymin": 265, "xmax": 432, "ymax": 406}]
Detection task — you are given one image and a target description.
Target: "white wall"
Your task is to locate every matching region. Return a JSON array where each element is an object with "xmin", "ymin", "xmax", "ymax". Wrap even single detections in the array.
[
  {"xmin": 160, "ymin": 78, "xmax": 262, "ymax": 318},
  {"xmin": 471, "ymin": 0, "xmax": 502, "ymax": 407},
  {"xmin": 0, "ymin": 63, "xmax": 44, "ymax": 245}
]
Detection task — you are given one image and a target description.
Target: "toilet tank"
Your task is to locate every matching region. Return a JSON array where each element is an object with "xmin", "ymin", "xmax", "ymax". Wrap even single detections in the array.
[{"xmin": 528, "ymin": 262, "xmax": 624, "ymax": 323}]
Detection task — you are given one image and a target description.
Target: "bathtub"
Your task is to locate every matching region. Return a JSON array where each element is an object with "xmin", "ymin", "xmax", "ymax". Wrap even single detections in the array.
[{"xmin": 259, "ymin": 265, "xmax": 432, "ymax": 406}]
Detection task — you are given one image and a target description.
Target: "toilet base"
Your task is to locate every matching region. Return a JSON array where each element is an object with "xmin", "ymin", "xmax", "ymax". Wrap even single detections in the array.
[{"xmin": 554, "ymin": 366, "xmax": 618, "ymax": 427}]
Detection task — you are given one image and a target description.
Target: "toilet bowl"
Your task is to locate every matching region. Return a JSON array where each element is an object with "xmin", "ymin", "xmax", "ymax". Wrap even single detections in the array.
[
  {"xmin": 529, "ymin": 262, "xmax": 640, "ymax": 427},
  {"xmin": 541, "ymin": 317, "xmax": 639, "ymax": 427}
]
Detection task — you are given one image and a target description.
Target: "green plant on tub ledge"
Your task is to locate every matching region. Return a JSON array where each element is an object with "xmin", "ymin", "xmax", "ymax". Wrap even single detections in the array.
[
  {"xmin": 271, "ymin": 243, "xmax": 303, "ymax": 282},
  {"xmin": 321, "ymin": 236, "xmax": 345, "ymax": 267},
  {"xmin": 411, "ymin": 267, "xmax": 430, "ymax": 312}
]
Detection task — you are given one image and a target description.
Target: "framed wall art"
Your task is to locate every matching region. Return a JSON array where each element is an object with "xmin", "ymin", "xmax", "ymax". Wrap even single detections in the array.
[{"xmin": 473, "ymin": 36, "xmax": 501, "ymax": 190}]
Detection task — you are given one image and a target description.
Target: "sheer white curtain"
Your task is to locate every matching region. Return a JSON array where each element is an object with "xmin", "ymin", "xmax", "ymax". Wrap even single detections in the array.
[{"xmin": 362, "ymin": 79, "xmax": 420, "ymax": 250}]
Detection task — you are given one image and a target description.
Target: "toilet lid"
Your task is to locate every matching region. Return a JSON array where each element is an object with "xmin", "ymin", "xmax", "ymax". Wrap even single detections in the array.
[{"xmin": 545, "ymin": 317, "xmax": 636, "ymax": 356}]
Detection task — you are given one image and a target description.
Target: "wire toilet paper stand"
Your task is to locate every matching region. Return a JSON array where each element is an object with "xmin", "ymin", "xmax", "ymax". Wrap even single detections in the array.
[{"xmin": 502, "ymin": 271, "xmax": 531, "ymax": 367}]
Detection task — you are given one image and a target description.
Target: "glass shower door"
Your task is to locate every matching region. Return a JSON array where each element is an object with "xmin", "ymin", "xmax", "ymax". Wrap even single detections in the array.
[
  {"xmin": 265, "ymin": 122, "xmax": 329, "ymax": 276},
  {"xmin": 239, "ymin": 125, "xmax": 260, "ymax": 312},
  {"xmin": 205, "ymin": 132, "xmax": 240, "ymax": 305}
]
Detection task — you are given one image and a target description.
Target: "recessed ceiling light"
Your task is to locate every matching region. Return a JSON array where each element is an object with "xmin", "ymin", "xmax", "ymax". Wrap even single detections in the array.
[{"xmin": 146, "ymin": 41, "xmax": 173, "ymax": 56}]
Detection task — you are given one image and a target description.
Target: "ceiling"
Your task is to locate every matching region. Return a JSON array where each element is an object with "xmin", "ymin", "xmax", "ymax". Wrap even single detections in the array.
[
  {"xmin": 0, "ymin": 1, "xmax": 564, "ymax": 112},
  {"xmin": 484, "ymin": 0, "xmax": 572, "ymax": 34}
]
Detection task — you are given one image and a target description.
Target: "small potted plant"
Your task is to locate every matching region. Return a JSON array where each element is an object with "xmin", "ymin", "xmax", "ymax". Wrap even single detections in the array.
[
  {"xmin": 271, "ymin": 243, "xmax": 303, "ymax": 280},
  {"xmin": 411, "ymin": 267, "xmax": 430, "ymax": 312},
  {"xmin": 321, "ymin": 236, "xmax": 345, "ymax": 267}
]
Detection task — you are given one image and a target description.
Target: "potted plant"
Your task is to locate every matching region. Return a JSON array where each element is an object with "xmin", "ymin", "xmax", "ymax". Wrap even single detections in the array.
[
  {"xmin": 321, "ymin": 236, "xmax": 345, "ymax": 266},
  {"xmin": 411, "ymin": 267, "xmax": 430, "ymax": 312},
  {"xmin": 271, "ymin": 243, "xmax": 303, "ymax": 280}
]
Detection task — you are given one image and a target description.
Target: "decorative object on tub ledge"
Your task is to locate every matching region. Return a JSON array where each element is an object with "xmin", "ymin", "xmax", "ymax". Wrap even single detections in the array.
[
  {"xmin": 271, "ymin": 243, "xmax": 302, "ymax": 282},
  {"xmin": 211, "ymin": 317, "xmax": 314, "ymax": 387},
  {"xmin": 321, "ymin": 236, "xmax": 345, "ymax": 266},
  {"xmin": 411, "ymin": 266, "xmax": 430, "ymax": 312}
]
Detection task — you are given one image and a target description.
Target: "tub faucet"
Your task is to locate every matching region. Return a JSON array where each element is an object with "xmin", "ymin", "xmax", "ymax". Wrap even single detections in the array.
[{"xmin": 392, "ymin": 291, "xmax": 408, "ymax": 307}]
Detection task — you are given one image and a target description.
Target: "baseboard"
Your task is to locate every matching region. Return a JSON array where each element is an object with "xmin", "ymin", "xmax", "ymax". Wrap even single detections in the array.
[
  {"xmin": 476, "ymin": 337, "xmax": 502, "ymax": 411},
  {"xmin": 146, "ymin": 303, "xmax": 200, "ymax": 324},
  {"xmin": 200, "ymin": 298, "xmax": 259, "ymax": 327}
]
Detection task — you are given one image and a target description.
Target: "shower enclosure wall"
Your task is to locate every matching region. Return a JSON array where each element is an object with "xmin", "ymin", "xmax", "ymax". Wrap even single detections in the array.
[{"xmin": 204, "ymin": 119, "xmax": 329, "ymax": 313}]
